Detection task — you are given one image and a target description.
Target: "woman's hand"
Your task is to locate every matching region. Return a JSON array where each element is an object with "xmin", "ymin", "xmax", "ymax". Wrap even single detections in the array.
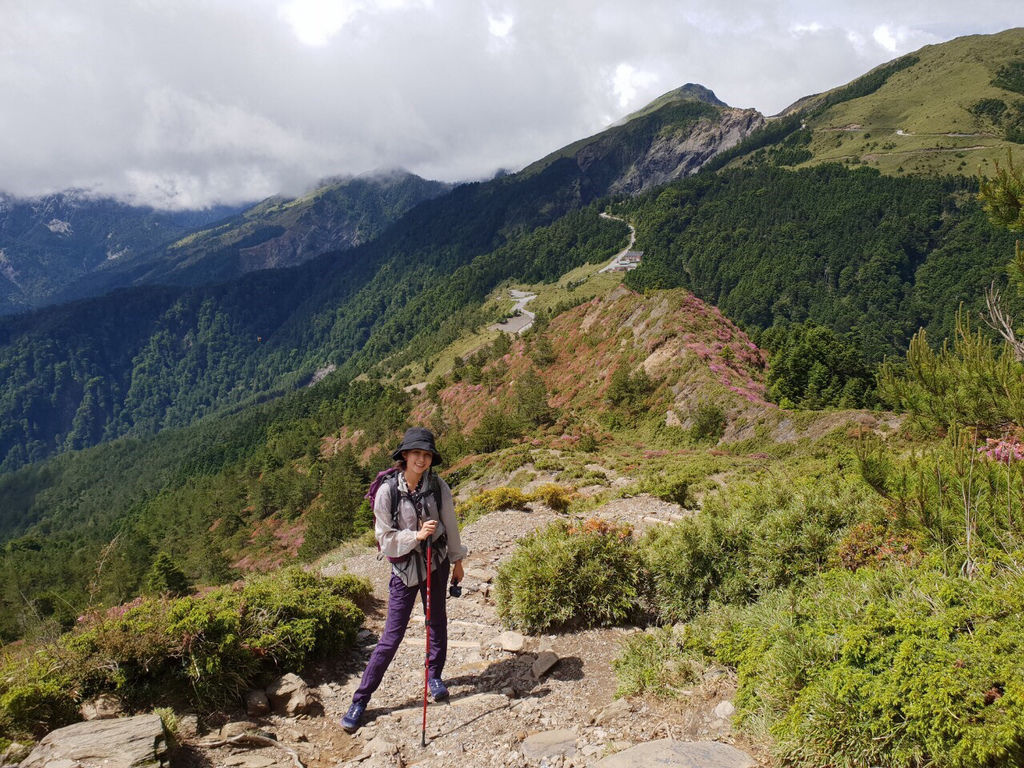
[
  {"xmin": 452, "ymin": 559, "xmax": 464, "ymax": 583},
  {"xmin": 416, "ymin": 519, "xmax": 438, "ymax": 541}
]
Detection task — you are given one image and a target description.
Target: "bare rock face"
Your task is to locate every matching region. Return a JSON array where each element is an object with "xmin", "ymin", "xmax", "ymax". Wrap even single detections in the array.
[
  {"xmin": 606, "ymin": 108, "xmax": 766, "ymax": 196},
  {"xmin": 19, "ymin": 714, "xmax": 168, "ymax": 768}
]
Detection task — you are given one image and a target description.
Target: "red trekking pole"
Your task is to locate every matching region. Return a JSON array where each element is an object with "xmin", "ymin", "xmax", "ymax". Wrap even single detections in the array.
[{"xmin": 421, "ymin": 538, "xmax": 432, "ymax": 748}]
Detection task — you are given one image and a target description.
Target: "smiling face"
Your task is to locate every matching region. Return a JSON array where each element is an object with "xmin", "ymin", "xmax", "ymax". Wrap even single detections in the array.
[{"xmin": 403, "ymin": 448, "xmax": 433, "ymax": 475}]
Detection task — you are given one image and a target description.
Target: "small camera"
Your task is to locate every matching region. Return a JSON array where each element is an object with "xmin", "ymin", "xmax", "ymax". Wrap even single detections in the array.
[{"xmin": 449, "ymin": 580, "xmax": 462, "ymax": 598}]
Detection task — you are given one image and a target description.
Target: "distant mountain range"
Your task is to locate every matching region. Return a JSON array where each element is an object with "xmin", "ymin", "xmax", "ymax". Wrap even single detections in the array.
[
  {"xmin": 0, "ymin": 27, "xmax": 1021, "ymax": 475},
  {"xmin": 1, "ymin": 26, "xmax": 1024, "ymax": 646},
  {"xmin": 0, "ymin": 193, "xmax": 241, "ymax": 315}
]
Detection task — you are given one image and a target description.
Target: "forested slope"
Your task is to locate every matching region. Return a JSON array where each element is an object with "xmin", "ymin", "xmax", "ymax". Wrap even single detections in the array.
[
  {"xmin": 0, "ymin": 158, "xmax": 629, "ymax": 472},
  {"xmin": 621, "ymin": 164, "xmax": 1019, "ymax": 360}
]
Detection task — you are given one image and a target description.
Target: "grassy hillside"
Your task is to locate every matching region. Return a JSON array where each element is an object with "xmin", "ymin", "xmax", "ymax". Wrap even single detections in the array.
[
  {"xmin": 793, "ymin": 28, "xmax": 1024, "ymax": 177},
  {"xmin": 0, "ymin": 264, "xmax": 771, "ymax": 642}
]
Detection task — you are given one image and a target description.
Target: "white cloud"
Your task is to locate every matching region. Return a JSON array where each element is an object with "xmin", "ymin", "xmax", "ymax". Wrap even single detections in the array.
[
  {"xmin": 488, "ymin": 13, "xmax": 514, "ymax": 38},
  {"xmin": 873, "ymin": 24, "xmax": 899, "ymax": 52},
  {"xmin": 791, "ymin": 22, "xmax": 824, "ymax": 35},
  {"xmin": 612, "ymin": 63, "xmax": 660, "ymax": 109},
  {"xmin": 279, "ymin": 0, "xmax": 359, "ymax": 46},
  {"xmin": 0, "ymin": 0, "xmax": 1020, "ymax": 208}
]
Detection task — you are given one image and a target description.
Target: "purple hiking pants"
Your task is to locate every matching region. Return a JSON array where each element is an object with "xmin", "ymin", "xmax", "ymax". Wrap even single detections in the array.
[{"xmin": 353, "ymin": 556, "xmax": 450, "ymax": 705}]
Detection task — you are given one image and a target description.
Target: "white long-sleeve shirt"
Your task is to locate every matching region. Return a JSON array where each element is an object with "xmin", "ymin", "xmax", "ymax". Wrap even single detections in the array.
[{"xmin": 374, "ymin": 470, "xmax": 467, "ymax": 585}]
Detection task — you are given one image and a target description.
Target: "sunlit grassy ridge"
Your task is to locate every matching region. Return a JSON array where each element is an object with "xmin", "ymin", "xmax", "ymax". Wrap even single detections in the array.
[{"xmin": 798, "ymin": 28, "xmax": 1024, "ymax": 177}]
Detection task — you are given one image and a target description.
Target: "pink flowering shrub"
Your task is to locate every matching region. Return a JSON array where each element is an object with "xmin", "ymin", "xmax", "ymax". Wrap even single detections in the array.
[{"xmin": 979, "ymin": 436, "xmax": 1024, "ymax": 463}]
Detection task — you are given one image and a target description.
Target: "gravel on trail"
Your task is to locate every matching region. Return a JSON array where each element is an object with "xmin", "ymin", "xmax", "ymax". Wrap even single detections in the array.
[{"xmin": 187, "ymin": 497, "xmax": 765, "ymax": 768}]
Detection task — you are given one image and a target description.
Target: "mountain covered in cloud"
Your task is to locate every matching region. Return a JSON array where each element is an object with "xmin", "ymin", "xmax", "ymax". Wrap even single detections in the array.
[
  {"xmin": 0, "ymin": 172, "xmax": 453, "ymax": 315},
  {"xmin": 0, "ymin": 193, "xmax": 240, "ymax": 315},
  {"xmin": 0, "ymin": 82, "xmax": 763, "ymax": 471}
]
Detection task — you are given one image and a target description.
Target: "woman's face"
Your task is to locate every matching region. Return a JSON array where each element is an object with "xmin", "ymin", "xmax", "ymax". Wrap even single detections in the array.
[{"xmin": 403, "ymin": 449, "xmax": 433, "ymax": 473}]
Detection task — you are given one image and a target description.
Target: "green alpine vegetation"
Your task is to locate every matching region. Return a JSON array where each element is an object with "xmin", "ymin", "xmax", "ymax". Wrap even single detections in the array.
[
  {"xmin": 6, "ymin": 30, "xmax": 1024, "ymax": 766},
  {"xmin": 621, "ymin": 163, "xmax": 1019, "ymax": 362}
]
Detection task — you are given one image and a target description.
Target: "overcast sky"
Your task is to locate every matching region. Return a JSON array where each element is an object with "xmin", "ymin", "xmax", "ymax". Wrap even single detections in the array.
[{"xmin": 1, "ymin": 1, "xmax": 1020, "ymax": 209}]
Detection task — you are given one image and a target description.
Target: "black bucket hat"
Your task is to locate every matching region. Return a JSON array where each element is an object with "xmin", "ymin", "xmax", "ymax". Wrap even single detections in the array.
[{"xmin": 392, "ymin": 427, "xmax": 443, "ymax": 466}]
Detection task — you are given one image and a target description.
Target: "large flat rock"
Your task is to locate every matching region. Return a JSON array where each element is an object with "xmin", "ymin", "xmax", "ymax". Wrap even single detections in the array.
[
  {"xmin": 20, "ymin": 714, "xmax": 168, "ymax": 768},
  {"xmin": 595, "ymin": 739, "xmax": 756, "ymax": 768}
]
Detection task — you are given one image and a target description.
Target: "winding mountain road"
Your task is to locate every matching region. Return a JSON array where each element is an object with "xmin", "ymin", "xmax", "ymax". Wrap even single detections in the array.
[
  {"xmin": 491, "ymin": 289, "xmax": 537, "ymax": 334},
  {"xmin": 598, "ymin": 212, "xmax": 638, "ymax": 273}
]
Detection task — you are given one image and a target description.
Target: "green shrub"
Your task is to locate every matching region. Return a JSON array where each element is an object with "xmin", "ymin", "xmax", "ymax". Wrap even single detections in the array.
[
  {"xmin": 642, "ymin": 477, "xmax": 876, "ymax": 622},
  {"xmin": 683, "ymin": 565, "xmax": 1024, "ymax": 768},
  {"xmin": 456, "ymin": 486, "xmax": 531, "ymax": 525},
  {"xmin": 468, "ymin": 406, "xmax": 522, "ymax": 453},
  {"xmin": 689, "ymin": 402, "xmax": 726, "ymax": 443},
  {"xmin": 613, "ymin": 626, "xmax": 701, "ymax": 698},
  {"xmin": 144, "ymin": 552, "xmax": 191, "ymax": 597},
  {"xmin": 557, "ymin": 466, "xmax": 609, "ymax": 484},
  {"xmin": 606, "ymin": 364, "xmax": 656, "ymax": 413},
  {"xmin": 495, "ymin": 519, "xmax": 646, "ymax": 633},
  {"xmin": 0, "ymin": 679, "xmax": 78, "ymax": 739},
  {"xmin": 533, "ymin": 456, "xmax": 565, "ymax": 472},
  {"xmin": 651, "ymin": 474, "xmax": 691, "ymax": 507},
  {"xmin": 0, "ymin": 568, "xmax": 369, "ymax": 740},
  {"xmin": 500, "ymin": 445, "xmax": 533, "ymax": 473},
  {"xmin": 529, "ymin": 483, "xmax": 575, "ymax": 513}
]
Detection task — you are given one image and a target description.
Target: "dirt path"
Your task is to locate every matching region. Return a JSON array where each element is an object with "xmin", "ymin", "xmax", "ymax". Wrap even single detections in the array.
[{"xmin": 189, "ymin": 498, "xmax": 766, "ymax": 768}]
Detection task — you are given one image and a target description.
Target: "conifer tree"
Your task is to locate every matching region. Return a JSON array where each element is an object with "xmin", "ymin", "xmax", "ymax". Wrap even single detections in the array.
[{"xmin": 144, "ymin": 552, "xmax": 190, "ymax": 596}]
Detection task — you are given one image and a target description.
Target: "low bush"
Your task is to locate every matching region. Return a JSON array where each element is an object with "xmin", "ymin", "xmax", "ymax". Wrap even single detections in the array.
[
  {"xmin": 495, "ymin": 519, "xmax": 646, "ymax": 633},
  {"xmin": 529, "ymin": 483, "xmax": 575, "ymax": 513},
  {"xmin": 612, "ymin": 626, "xmax": 701, "ymax": 698},
  {"xmin": 456, "ymin": 486, "xmax": 531, "ymax": 525},
  {"xmin": 0, "ymin": 568, "xmax": 369, "ymax": 741},
  {"xmin": 650, "ymin": 473, "xmax": 692, "ymax": 507},
  {"xmin": 689, "ymin": 402, "xmax": 726, "ymax": 442},
  {"xmin": 642, "ymin": 477, "xmax": 877, "ymax": 622},
  {"xmin": 681, "ymin": 565, "xmax": 1024, "ymax": 768}
]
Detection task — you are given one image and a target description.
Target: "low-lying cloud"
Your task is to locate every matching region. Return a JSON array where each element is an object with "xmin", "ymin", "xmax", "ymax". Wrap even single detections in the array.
[{"xmin": 0, "ymin": 0, "xmax": 1018, "ymax": 209}]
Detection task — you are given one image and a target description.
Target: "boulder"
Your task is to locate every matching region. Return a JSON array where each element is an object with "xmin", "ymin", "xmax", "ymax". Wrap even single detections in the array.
[
  {"xmin": 520, "ymin": 729, "xmax": 577, "ymax": 760},
  {"xmin": 594, "ymin": 698, "xmax": 632, "ymax": 725},
  {"xmin": 220, "ymin": 720, "xmax": 261, "ymax": 739},
  {"xmin": 20, "ymin": 714, "xmax": 168, "ymax": 768},
  {"xmin": 531, "ymin": 650, "xmax": 559, "ymax": 679},
  {"xmin": 265, "ymin": 673, "xmax": 321, "ymax": 716},
  {"xmin": 491, "ymin": 631, "xmax": 526, "ymax": 653},
  {"xmin": 713, "ymin": 700, "xmax": 736, "ymax": 719},
  {"xmin": 595, "ymin": 739, "xmax": 755, "ymax": 768}
]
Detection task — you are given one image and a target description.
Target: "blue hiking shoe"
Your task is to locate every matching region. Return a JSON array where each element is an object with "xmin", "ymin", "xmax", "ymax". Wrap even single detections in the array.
[
  {"xmin": 428, "ymin": 678, "xmax": 449, "ymax": 702},
  {"xmin": 341, "ymin": 700, "xmax": 366, "ymax": 733}
]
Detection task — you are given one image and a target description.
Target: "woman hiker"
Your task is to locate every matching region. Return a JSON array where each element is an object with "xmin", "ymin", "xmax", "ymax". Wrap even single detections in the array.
[{"xmin": 341, "ymin": 427, "xmax": 467, "ymax": 733}]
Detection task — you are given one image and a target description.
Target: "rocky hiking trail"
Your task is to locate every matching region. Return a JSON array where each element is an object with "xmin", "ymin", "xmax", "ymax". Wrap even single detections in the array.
[
  {"xmin": 11, "ymin": 498, "xmax": 766, "ymax": 768},
  {"xmin": 171, "ymin": 497, "xmax": 765, "ymax": 768}
]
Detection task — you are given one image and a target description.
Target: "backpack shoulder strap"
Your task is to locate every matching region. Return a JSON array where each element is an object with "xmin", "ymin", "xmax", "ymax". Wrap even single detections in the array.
[
  {"xmin": 429, "ymin": 473, "xmax": 443, "ymax": 517},
  {"xmin": 386, "ymin": 474, "xmax": 401, "ymax": 530}
]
